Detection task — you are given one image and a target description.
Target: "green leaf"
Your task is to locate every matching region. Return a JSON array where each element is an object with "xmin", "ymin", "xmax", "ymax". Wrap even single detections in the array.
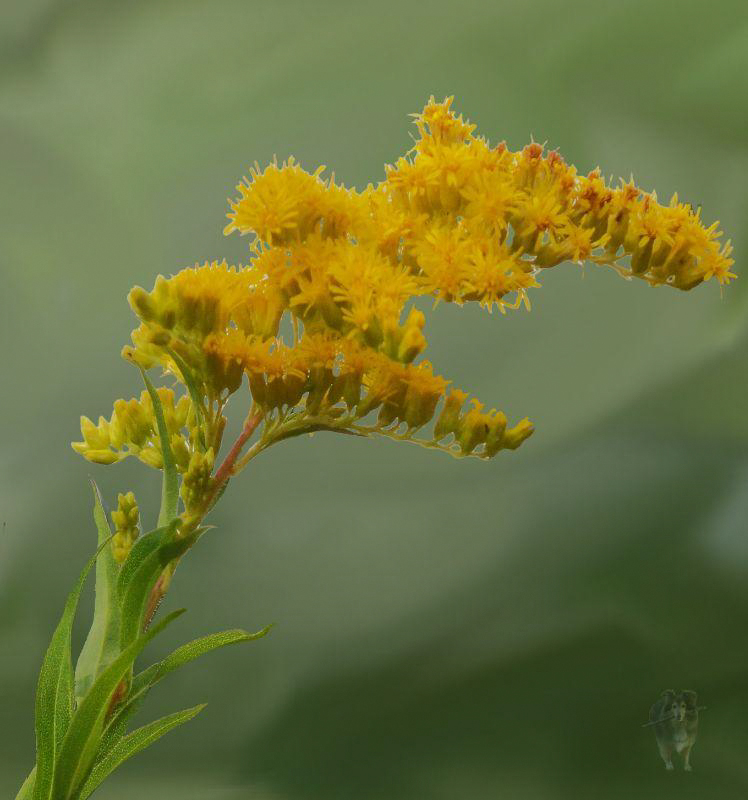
[
  {"xmin": 116, "ymin": 523, "xmax": 209, "ymax": 606},
  {"xmin": 138, "ymin": 367, "xmax": 179, "ymax": 527},
  {"xmin": 94, "ymin": 625, "xmax": 272, "ymax": 775},
  {"xmin": 155, "ymin": 625, "xmax": 273, "ymax": 680},
  {"xmin": 15, "ymin": 767, "xmax": 35, "ymax": 800},
  {"xmin": 167, "ymin": 347, "xmax": 207, "ymax": 451},
  {"xmin": 89, "ymin": 666, "xmax": 158, "ymax": 768},
  {"xmin": 51, "ymin": 609, "xmax": 185, "ymax": 800},
  {"xmin": 74, "ymin": 482, "xmax": 121, "ymax": 703},
  {"xmin": 118, "ymin": 528, "xmax": 195, "ymax": 653},
  {"xmin": 33, "ymin": 541, "xmax": 108, "ymax": 800},
  {"xmin": 77, "ymin": 705, "xmax": 207, "ymax": 800},
  {"xmin": 115, "ymin": 522, "xmax": 174, "ymax": 603},
  {"xmin": 117, "ymin": 626, "xmax": 272, "ymax": 727}
]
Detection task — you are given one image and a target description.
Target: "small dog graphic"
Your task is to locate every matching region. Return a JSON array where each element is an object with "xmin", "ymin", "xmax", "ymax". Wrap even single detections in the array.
[{"xmin": 644, "ymin": 689, "xmax": 703, "ymax": 771}]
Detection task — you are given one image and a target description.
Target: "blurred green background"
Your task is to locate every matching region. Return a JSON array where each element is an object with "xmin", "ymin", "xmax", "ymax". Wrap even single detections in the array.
[{"xmin": 2, "ymin": 0, "xmax": 748, "ymax": 797}]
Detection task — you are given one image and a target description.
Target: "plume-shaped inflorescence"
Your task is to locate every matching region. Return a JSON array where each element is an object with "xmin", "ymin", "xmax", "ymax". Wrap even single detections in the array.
[{"xmin": 73, "ymin": 97, "xmax": 734, "ymax": 508}]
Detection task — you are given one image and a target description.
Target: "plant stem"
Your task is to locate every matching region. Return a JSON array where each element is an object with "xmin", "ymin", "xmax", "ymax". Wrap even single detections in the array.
[
  {"xmin": 208, "ymin": 410, "xmax": 263, "ymax": 501},
  {"xmin": 139, "ymin": 409, "xmax": 263, "ymax": 643}
]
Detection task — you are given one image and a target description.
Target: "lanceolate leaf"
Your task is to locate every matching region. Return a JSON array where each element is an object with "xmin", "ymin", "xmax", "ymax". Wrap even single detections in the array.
[
  {"xmin": 90, "ymin": 665, "xmax": 159, "ymax": 768},
  {"xmin": 99, "ymin": 625, "xmax": 273, "ymax": 756},
  {"xmin": 115, "ymin": 521, "xmax": 175, "ymax": 603},
  {"xmin": 139, "ymin": 367, "xmax": 179, "ymax": 527},
  {"xmin": 74, "ymin": 482, "xmax": 121, "ymax": 703},
  {"xmin": 155, "ymin": 626, "xmax": 273, "ymax": 681},
  {"xmin": 77, "ymin": 705, "xmax": 207, "ymax": 800},
  {"xmin": 115, "ymin": 522, "xmax": 210, "ymax": 606},
  {"xmin": 32, "ymin": 541, "xmax": 109, "ymax": 800},
  {"xmin": 118, "ymin": 531, "xmax": 196, "ymax": 652},
  {"xmin": 52, "ymin": 609, "xmax": 186, "ymax": 800}
]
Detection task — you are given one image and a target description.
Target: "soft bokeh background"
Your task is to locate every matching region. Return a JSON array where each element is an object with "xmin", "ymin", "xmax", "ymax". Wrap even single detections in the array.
[{"xmin": 2, "ymin": 1, "xmax": 748, "ymax": 797}]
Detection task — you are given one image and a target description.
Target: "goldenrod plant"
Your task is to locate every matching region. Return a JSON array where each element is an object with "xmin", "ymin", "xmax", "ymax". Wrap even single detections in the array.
[{"xmin": 17, "ymin": 97, "xmax": 734, "ymax": 799}]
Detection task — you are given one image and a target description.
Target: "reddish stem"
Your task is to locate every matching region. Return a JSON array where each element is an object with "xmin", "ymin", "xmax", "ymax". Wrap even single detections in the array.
[
  {"xmin": 107, "ymin": 414, "xmax": 263, "ymax": 723},
  {"xmin": 144, "ymin": 572, "xmax": 168, "ymax": 628},
  {"xmin": 209, "ymin": 411, "xmax": 263, "ymax": 498}
]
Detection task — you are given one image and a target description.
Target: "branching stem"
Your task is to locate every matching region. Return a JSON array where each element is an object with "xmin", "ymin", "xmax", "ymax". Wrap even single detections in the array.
[{"xmin": 209, "ymin": 409, "xmax": 263, "ymax": 496}]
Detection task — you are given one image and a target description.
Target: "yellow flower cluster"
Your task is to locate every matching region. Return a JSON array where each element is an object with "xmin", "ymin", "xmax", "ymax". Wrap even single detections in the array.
[
  {"xmin": 72, "ymin": 388, "xmax": 194, "ymax": 468},
  {"xmin": 111, "ymin": 491, "xmax": 140, "ymax": 563},
  {"xmin": 74, "ymin": 97, "xmax": 734, "ymax": 478}
]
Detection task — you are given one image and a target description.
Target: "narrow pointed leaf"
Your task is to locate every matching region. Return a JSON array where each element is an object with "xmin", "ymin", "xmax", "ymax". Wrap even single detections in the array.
[
  {"xmin": 119, "ymin": 530, "xmax": 196, "ymax": 652},
  {"xmin": 77, "ymin": 705, "xmax": 207, "ymax": 800},
  {"xmin": 90, "ymin": 666, "xmax": 158, "ymax": 766},
  {"xmin": 75, "ymin": 482, "xmax": 121, "ymax": 703},
  {"xmin": 52, "ymin": 609, "xmax": 186, "ymax": 800},
  {"xmin": 33, "ymin": 541, "xmax": 108, "ymax": 800},
  {"xmin": 139, "ymin": 367, "xmax": 179, "ymax": 526},
  {"xmin": 115, "ymin": 521, "xmax": 175, "ymax": 602},
  {"xmin": 156, "ymin": 625, "xmax": 273, "ymax": 681},
  {"xmin": 94, "ymin": 625, "xmax": 272, "ymax": 774},
  {"xmin": 99, "ymin": 624, "xmax": 272, "ymax": 758}
]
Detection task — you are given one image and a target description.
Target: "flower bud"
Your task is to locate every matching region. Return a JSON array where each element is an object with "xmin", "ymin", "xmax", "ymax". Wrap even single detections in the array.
[
  {"xmin": 306, "ymin": 375, "xmax": 334, "ymax": 415},
  {"xmin": 397, "ymin": 326, "xmax": 427, "ymax": 363},
  {"xmin": 457, "ymin": 401, "xmax": 490, "ymax": 454},
  {"xmin": 128, "ymin": 286, "xmax": 156, "ymax": 322},
  {"xmin": 342, "ymin": 372, "xmax": 363, "ymax": 409},
  {"xmin": 266, "ymin": 376, "xmax": 287, "ymax": 410},
  {"xmin": 502, "ymin": 418, "xmax": 534, "ymax": 450},
  {"xmin": 533, "ymin": 243, "xmax": 566, "ymax": 268},
  {"xmin": 378, "ymin": 400, "xmax": 402, "ymax": 426},
  {"xmin": 111, "ymin": 491, "xmax": 140, "ymax": 563},
  {"xmin": 484, "ymin": 410, "xmax": 508, "ymax": 457},
  {"xmin": 113, "ymin": 398, "xmax": 152, "ymax": 447},
  {"xmin": 138, "ymin": 447, "xmax": 164, "ymax": 469},
  {"xmin": 121, "ymin": 343, "xmax": 158, "ymax": 370},
  {"xmin": 108, "ymin": 412, "xmax": 126, "ymax": 449},
  {"xmin": 402, "ymin": 363, "xmax": 447, "ymax": 429},
  {"xmin": 80, "ymin": 416, "xmax": 110, "ymax": 449},
  {"xmin": 146, "ymin": 328, "xmax": 172, "ymax": 347},
  {"xmin": 180, "ymin": 447, "xmax": 215, "ymax": 512},
  {"xmin": 248, "ymin": 372, "xmax": 267, "ymax": 406},
  {"xmin": 403, "ymin": 386, "xmax": 440, "ymax": 429},
  {"xmin": 77, "ymin": 448, "xmax": 120, "ymax": 465},
  {"xmin": 433, "ymin": 389, "xmax": 468, "ymax": 441},
  {"xmin": 282, "ymin": 374, "xmax": 307, "ymax": 408},
  {"xmin": 362, "ymin": 316, "xmax": 383, "ymax": 349},
  {"xmin": 630, "ymin": 239, "xmax": 654, "ymax": 275},
  {"xmin": 356, "ymin": 375, "xmax": 392, "ymax": 419},
  {"xmin": 204, "ymin": 340, "xmax": 243, "ymax": 396},
  {"xmin": 171, "ymin": 433, "xmax": 191, "ymax": 472},
  {"xmin": 319, "ymin": 294, "xmax": 344, "ymax": 331},
  {"xmin": 175, "ymin": 394, "xmax": 192, "ymax": 429}
]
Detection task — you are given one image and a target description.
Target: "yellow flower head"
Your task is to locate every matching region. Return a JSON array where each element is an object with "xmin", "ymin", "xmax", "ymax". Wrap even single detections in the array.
[
  {"xmin": 225, "ymin": 158, "xmax": 327, "ymax": 244},
  {"xmin": 76, "ymin": 97, "xmax": 735, "ymax": 479}
]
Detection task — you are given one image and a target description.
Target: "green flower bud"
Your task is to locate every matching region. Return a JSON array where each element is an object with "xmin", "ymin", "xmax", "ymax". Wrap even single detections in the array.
[
  {"xmin": 180, "ymin": 447, "xmax": 215, "ymax": 512},
  {"xmin": 111, "ymin": 491, "xmax": 139, "ymax": 563}
]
